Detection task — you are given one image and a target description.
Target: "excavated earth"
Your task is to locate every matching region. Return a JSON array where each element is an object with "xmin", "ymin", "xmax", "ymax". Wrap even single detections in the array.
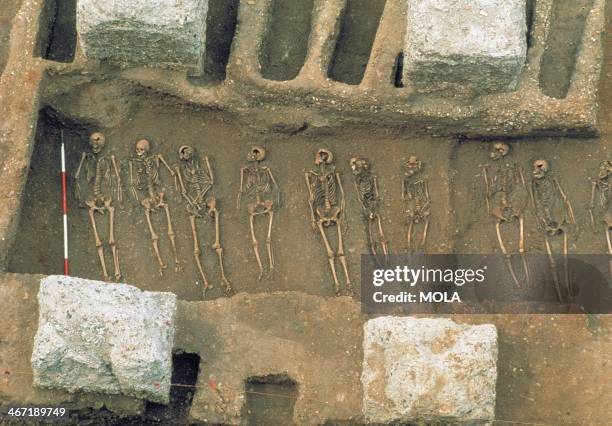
[{"xmin": 1, "ymin": 0, "xmax": 612, "ymax": 424}]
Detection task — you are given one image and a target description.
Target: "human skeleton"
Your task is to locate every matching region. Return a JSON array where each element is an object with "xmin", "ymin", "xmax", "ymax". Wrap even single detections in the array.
[
  {"xmin": 588, "ymin": 160, "xmax": 612, "ymax": 255},
  {"xmin": 128, "ymin": 139, "xmax": 180, "ymax": 275},
  {"xmin": 530, "ymin": 159, "xmax": 576, "ymax": 301},
  {"xmin": 482, "ymin": 142, "xmax": 530, "ymax": 287},
  {"xmin": 237, "ymin": 146, "xmax": 280, "ymax": 280},
  {"xmin": 305, "ymin": 149, "xmax": 352, "ymax": 295},
  {"xmin": 350, "ymin": 156, "xmax": 388, "ymax": 265},
  {"xmin": 402, "ymin": 155, "xmax": 430, "ymax": 252},
  {"xmin": 75, "ymin": 132, "xmax": 122, "ymax": 281},
  {"xmin": 175, "ymin": 145, "xmax": 231, "ymax": 294}
]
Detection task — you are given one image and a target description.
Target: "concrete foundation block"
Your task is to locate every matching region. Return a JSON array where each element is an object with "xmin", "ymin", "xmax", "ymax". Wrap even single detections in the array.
[
  {"xmin": 404, "ymin": 0, "xmax": 527, "ymax": 92},
  {"xmin": 362, "ymin": 316, "xmax": 498, "ymax": 423},
  {"xmin": 76, "ymin": 0, "xmax": 208, "ymax": 72},
  {"xmin": 31, "ymin": 276, "xmax": 177, "ymax": 404}
]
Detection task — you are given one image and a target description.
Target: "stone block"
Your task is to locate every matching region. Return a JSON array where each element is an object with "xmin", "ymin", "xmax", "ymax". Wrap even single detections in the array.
[
  {"xmin": 404, "ymin": 0, "xmax": 527, "ymax": 92},
  {"xmin": 31, "ymin": 275, "xmax": 177, "ymax": 404},
  {"xmin": 362, "ymin": 316, "xmax": 497, "ymax": 423},
  {"xmin": 76, "ymin": 0, "xmax": 208, "ymax": 72}
]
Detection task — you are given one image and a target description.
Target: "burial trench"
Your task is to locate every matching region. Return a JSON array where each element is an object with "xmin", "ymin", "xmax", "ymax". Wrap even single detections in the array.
[
  {"xmin": 0, "ymin": 0, "xmax": 611, "ymax": 424},
  {"xmin": 7, "ymin": 0, "xmax": 607, "ymax": 300}
]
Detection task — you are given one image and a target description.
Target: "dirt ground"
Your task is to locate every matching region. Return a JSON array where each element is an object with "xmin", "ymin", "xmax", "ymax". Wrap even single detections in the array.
[
  {"xmin": 1, "ymin": 0, "xmax": 612, "ymax": 424},
  {"xmin": 8, "ymin": 104, "xmax": 453, "ymax": 301},
  {"xmin": 0, "ymin": 0, "xmax": 22, "ymax": 76}
]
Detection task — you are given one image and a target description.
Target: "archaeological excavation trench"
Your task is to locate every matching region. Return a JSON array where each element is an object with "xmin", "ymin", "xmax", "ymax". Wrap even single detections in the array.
[{"xmin": 1, "ymin": 0, "xmax": 611, "ymax": 425}]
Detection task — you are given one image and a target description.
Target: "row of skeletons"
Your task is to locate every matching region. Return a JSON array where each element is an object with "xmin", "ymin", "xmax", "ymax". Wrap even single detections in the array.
[
  {"xmin": 483, "ymin": 142, "xmax": 612, "ymax": 301},
  {"xmin": 76, "ymin": 135, "xmax": 432, "ymax": 296},
  {"xmin": 306, "ymin": 149, "xmax": 431, "ymax": 295},
  {"xmin": 76, "ymin": 133, "xmax": 232, "ymax": 295},
  {"xmin": 350, "ymin": 154, "xmax": 430, "ymax": 259}
]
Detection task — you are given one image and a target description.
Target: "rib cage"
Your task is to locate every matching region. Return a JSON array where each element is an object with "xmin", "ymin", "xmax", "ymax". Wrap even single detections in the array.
[
  {"xmin": 533, "ymin": 177, "xmax": 556, "ymax": 211},
  {"xmin": 491, "ymin": 165, "xmax": 515, "ymax": 196},
  {"xmin": 354, "ymin": 172, "xmax": 378, "ymax": 216},
  {"xmin": 145, "ymin": 156, "xmax": 159, "ymax": 188},
  {"xmin": 245, "ymin": 166, "xmax": 272, "ymax": 197},
  {"xmin": 532, "ymin": 176, "xmax": 562, "ymax": 228},
  {"xmin": 312, "ymin": 172, "xmax": 338, "ymax": 209},
  {"xmin": 597, "ymin": 179, "xmax": 611, "ymax": 208},
  {"xmin": 82, "ymin": 154, "xmax": 112, "ymax": 199},
  {"xmin": 181, "ymin": 162, "xmax": 212, "ymax": 199},
  {"xmin": 132, "ymin": 156, "xmax": 161, "ymax": 192},
  {"xmin": 93, "ymin": 156, "xmax": 111, "ymax": 198},
  {"xmin": 405, "ymin": 180, "xmax": 429, "ymax": 214},
  {"xmin": 355, "ymin": 174, "xmax": 375, "ymax": 202}
]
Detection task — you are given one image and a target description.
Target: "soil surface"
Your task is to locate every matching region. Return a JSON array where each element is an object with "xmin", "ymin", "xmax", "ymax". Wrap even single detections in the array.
[
  {"xmin": 2, "ymin": 277, "xmax": 611, "ymax": 425},
  {"xmin": 8, "ymin": 105, "xmax": 453, "ymax": 301},
  {"xmin": 0, "ymin": 0, "xmax": 22, "ymax": 76},
  {"xmin": 1, "ymin": 0, "xmax": 612, "ymax": 424}
]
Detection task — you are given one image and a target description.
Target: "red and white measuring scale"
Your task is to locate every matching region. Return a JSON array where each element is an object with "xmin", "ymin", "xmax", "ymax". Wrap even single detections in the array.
[{"xmin": 60, "ymin": 130, "xmax": 69, "ymax": 275}]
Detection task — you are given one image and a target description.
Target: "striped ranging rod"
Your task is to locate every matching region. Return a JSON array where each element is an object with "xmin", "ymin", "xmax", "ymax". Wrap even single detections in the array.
[{"xmin": 60, "ymin": 130, "xmax": 69, "ymax": 275}]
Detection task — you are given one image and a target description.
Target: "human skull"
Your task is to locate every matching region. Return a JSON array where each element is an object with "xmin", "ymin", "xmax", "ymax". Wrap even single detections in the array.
[
  {"xmin": 598, "ymin": 160, "xmax": 612, "ymax": 181},
  {"xmin": 350, "ymin": 156, "xmax": 370, "ymax": 175},
  {"xmin": 179, "ymin": 145, "xmax": 194, "ymax": 161},
  {"xmin": 315, "ymin": 149, "xmax": 333, "ymax": 165},
  {"xmin": 533, "ymin": 159, "xmax": 549, "ymax": 179},
  {"xmin": 490, "ymin": 142, "xmax": 510, "ymax": 160},
  {"xmin": 135, "ymin": 139, "xmax": 151, "ymax": 158},
  {"xmin": 89, "ymin": 132, "xmax": 106, "ymax": 154},
  {"xmin": 404, "ymin": 155, "xmax": 422, "ymax": 177},
  {"xmin": 247, "ymin": 146, "xmax": 266, "ymax": 162}
]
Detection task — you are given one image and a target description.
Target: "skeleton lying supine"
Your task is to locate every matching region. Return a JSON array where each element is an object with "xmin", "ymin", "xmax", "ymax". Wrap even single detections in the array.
[
  {"xmin": 128, "ymin": 138, "xmax": 180, "ymax": 275},
  {"xmin": 237, "ymin": 146, "xmax": 280, "ymax": 280},
  {"xmin": 75, "ymin": 132, "xmax": 123, "ymax": 281},
  {"xmin": 530, "ymin": 159, "xmax": 576, "ymax": 301},
  {"xmin": 350, "ymin": 156, "xmax": 388, "ymax": 265},
  {"xmin": 305, "ymin": 149, "xmax": 353, "ymax": 295},
  {"xmin": 175, "ymin": 145, "xmax": 231, "ymax": 295},
  {"xmin": 589, "ymin": 160, "xmax": 612, "ymax": 253},
  {"xmin": 588, "ymin": 160, "xmax": 612, "ymax": 279},
  {"xmin": 402, "ymin": 155, "xmax": 430, "ymax": 253},
  {"xmin": 482, "ymin": 142, "xmax": 530, "ymax": 288}
]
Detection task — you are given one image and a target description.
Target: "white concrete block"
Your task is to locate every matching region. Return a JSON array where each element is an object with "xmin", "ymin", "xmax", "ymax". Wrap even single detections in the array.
[
  {"xmin": 362, "ymin": 316, "xmax": 497, "ymax": 423},
  {"xmin": 31, "ymin": 275, "xmax": 177, "ymax": 404},
  {"xmin": 77, "ymin": 0, "xmax": 208, "ymax": 72},
  {"xmin": 404, "ymin": 0, "xmax": 527, "ymax": 92}
]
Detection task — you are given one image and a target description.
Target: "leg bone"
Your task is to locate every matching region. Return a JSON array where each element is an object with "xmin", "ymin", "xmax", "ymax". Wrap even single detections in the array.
[
  {"xmin": 496, "ymin": 222, "xmax": 521, "ymax": 288},
  {"xmin": 249, "ymin": 213, "xmax": 265, "ymax": 280},
  {"xmin": 420, "ymin": 218, "xmax": 429, "ymax": 253},
  {"xmin": 377, "ymin": 215, "xmax": 389, "ymax": 263},
  {"xmin": 266, "ymin": 210, "xmax": 275, "ymax": 277},
  {"xmin": 406, "ymin": 220, "xmax": 414, "ymax": 253},
  {"xmin": 317, "ymin": 221, "xmax": 341, "ymax": 295},
  {"xmin": 211, "ymin": 208, "xmax": 232, "ymax": 292},
  {"xmin": 544, "ymin": 235, "xmax": 563, "ymax": 302},
  {"xmin": 190, "ymin": 215, "xmax": 211, "ymax": 294},
  {"xmin": 519, "ymin": 216, "xmax": 530, "ymax": 286},
  {"xmin": 108, "ymin": 205, "xmax": 121, "ymax": 281},
  {"xmin": 145, "ymin": 208, "xmax": 166, "ymax": 275},
  {"xmin": 162, "ymin": 203, "xmax": 181, "ymax": 272},
  {"xmin": 337, "ymin": 221, "xmax": 353, "ymax": 295},
  {"xmin": 88, "ymin": 208, "xmax": 110, "ymax": 281}
]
